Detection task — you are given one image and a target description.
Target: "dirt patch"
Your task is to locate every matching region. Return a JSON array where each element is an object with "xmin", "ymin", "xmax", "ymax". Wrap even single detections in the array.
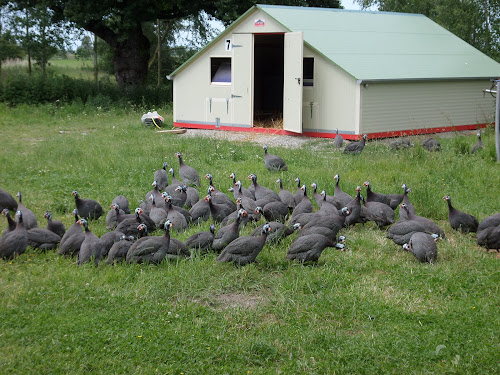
[{"xmin": 193, "ymin": 292, "xmax": 267, "ymax": 310}]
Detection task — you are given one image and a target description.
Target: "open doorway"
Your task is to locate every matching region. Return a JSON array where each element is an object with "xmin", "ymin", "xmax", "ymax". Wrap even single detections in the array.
[{"xmin": 253, "ymin": 34, "xmax": 284, "ymax": 129}]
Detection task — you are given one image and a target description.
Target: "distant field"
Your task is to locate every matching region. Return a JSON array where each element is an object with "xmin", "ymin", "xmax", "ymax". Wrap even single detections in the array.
[
  {"xmin": 2, "ymin": 55, "xmax": 114, "ymax": 81},
  {"xmin": 0, "ymin": 102, "xmax": 499, "ymax": 374}
]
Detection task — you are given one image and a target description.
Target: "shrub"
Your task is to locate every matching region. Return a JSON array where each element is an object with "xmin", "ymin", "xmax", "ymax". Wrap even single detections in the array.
[{"xmin": 0, "ymin": 73, "xmax": 172, "ymax": 107}]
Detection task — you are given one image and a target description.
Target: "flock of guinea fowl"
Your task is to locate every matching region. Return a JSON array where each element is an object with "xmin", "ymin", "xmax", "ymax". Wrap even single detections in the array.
[{"xmin": 0, "ymin": 132, "xmax": 498, "ymax": 266}]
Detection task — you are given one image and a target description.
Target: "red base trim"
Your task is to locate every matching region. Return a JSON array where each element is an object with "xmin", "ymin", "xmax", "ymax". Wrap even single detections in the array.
[{"xmin": 173, "ymin": 122, "xmax": 488, "ymax": 140}]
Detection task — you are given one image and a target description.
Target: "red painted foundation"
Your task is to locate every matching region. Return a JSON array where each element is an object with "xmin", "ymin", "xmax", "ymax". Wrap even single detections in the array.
[{"xmin": 173, "ymin": 122, "xmax": 488, "ymax": 140}]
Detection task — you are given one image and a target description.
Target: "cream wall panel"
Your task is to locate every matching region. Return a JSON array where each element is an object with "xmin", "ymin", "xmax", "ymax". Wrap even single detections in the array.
[
  {"xmin": 301, "ymin": 45, "xmax": 358, "ymax": 134},
  {"xmin": 360, "ymin": 80, "xmax": 496, "ymax": 133}
]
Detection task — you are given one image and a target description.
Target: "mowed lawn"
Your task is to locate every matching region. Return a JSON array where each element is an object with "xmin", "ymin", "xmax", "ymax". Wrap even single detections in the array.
[{"xmin": 0, "ymin": 103, "xmax": 499, "ymax": 374}]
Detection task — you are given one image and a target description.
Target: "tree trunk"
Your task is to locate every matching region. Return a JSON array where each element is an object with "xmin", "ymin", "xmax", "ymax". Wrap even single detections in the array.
[{"xmin": 111, "ymin": 24, "xmax": 150, "ymax": 87}]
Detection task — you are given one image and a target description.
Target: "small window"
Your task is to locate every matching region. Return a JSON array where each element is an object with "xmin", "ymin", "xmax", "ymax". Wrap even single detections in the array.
[
  {"xmin": 303, "ymin": 57, "xmax": 314, "ymax": 87},
  {"xmin": 211, "ymin": 57, "xmax": 231, "ymax": 84}
]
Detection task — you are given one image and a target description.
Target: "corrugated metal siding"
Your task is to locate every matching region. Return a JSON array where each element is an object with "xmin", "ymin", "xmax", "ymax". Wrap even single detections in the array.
[{"xmin": 360, "ymin": 80, "xmax": 496, "ymax": 133}]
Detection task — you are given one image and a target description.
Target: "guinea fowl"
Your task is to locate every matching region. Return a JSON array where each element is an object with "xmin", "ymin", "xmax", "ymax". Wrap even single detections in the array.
[
  {"xmin": 293, "ymin": 177, "xmax": 303, "ymax": 205},
  {"xmin": 477, "ymin": 213, "xmax": 500, "ymax": 232},
  {"xmin": 185, "ymin": 224, "xmax": 216, "ymax": 253},
  {"xmin": 230, "ymin": 172, "xmax": 255, "ymax": 200},
  {"xmin": 403, "ymin": 232, "xmax": 439, "ymax": 263},
  {"xmin": 183, "ymin": 183, "xmax": 199, "ymax": 209},
  {"xmin": 205, "ymin": 194, "xmax": 234, "ymax": 223},
  {"xmin": 99, "ymin": 230, "xmax": 125, "ymax": 258},
  {"xmin": 161, "ymin": 192, "xmax": 192, "ymax": 224},
  {"xmin": 286, "ymin": 233, "xmax": 345, "ymax": 262},
  {"xmin": 301, "ymin": 207, "xmax": 351, "ymax": 239},
  {"xmin": 263, "ymin": 145, "xmax": 288, "ymax": 171},
  {"xmin": 149, "ymin": 194, "xmax": 167, "ymax": 229},
  {"xmin": 176, "ymin": 152, "xmax": 200, "ymax": 187},
  {"xmin": 390, "ymin": 138, "xmax": 412, "ymax": 150},
  {"xmin": 296, "ymin": 225, "xmax": 336, "ymax": 242},
  {"xmin": 333, "ymin": 174, "xmax": 353, "ymax": 208},
  {"xmin": 0, "ymin": 188, "xmax": 17, "ymax": 211},
  {"xmin": 318, "ymin": 191, "xmax": 340, "ymax": 216},
  {"xmin": 248, "ymin": 174, "xmax": 281, "ymax": 202},
  {"xmin": 2, "ymin": 208, "xmax": 16, "ymax": 234},
  {"xmin": 398, "ymin": 184, "xmax": 415, "ymax": 220},
  {"xmin": 344, "ymin": 186, "xmax": 363, "ymax": 227},
  {"xmin": 217, "ymin": 223, "xmax": 271, "ymax": 266},
  {"xmin": 165, "ymin": 168, "xmax": 183, "ymax": 195},
  {"xmin": 232, "ymin": 181, "xmax": 258, "ymax": 212},
  {"xmin": 387, "ymin": 219, "xmax": 429, "ymax": 246},
  {"xmin": 127, "ymin": 220, "xmax": 177, "ymax": 264},
  {"xmin": 112, "ymin": 195, "xmax": 130, "ymax": 214},
  {"xmin": 291, "ymin": 185, "xmax": 313, "ymax": 218},
  {"xmin": 27, "ymin": 227, "xmax": 61, "ymax": 250},
  {"xmin": 422, "ymin": 137, "xmax": 441, "ymax": 151},
  {"xmin": 208, "ymin": 185, "xmax": 237, "ymax": 212},
  {"xmin": 251, "ymin": 222, "xmax": 301, "ymax": 244},
  {"xmin": 476, "ymin": 225, "xmax": 500, "ymax": 252},
  {"xmin": 72, "ymin": 190, "xmax": 103, "ymax": 220},
  {"xmin": 0, "ymin": 211, "xmax": 28, "ymax": 259},
  {"xmin": 363, "ymin": 181, "xmax": 404, "ymax": 210},
  {"xmin": 106, "ymin": 235, "xmax": 135, "ymax": 264},
  {"xmin": 343, "ymin": 134, "xmax": 367, "ymax": 154},
  {"xmin": 361, "ymin": 196, "xmax": 395, "ymax": 229},
  {"xmin": 168, "ymin": 185, "xmax": 188, "ymax": 208},
  {"xmin": 115, "ymin": 208, "xmax": 155, "ymax": 237},
  {"xmin": 76, "ymin": 219, "xmax": 103, "ymax": 266},
  {"xmin": 399, "ymin": 203, "xmax": 445, "ymax": 239},
  {"xmin": 255, "ymin": 200, "xmax": 288, "ymax": 223},
  {"xmin": 221, "ymin": 198, "xmax": 251, "ymax": 227},
  {"xmin": 163, "ymin": 194, "xmax": 188, "ymax": 232},
  {"xmin": 310, "ymin": 183, "xmax": 324, "ymax": 208},
  {"xmin": 476, "ymin": 213, "xmax": 500, "ymax": 250},
  {"xmin": 154, "ymin": 161, "xmax": 169, "ymax": 190},
  {"xmin": 189, "ymin": 194, "xmax": 211, "ymax": 224},
  {"xmin": 106, "ymin": 203, "xmax": 126, "ymax": 230},
  {"xmin": 59, "ymin": 209, "xmax": 82, "ymax": 250},
  {"xmin": 212, "ymin": 209, "xmax": 246, "ymax": 252},
  {"xmin": 333, "ymin": 128, "xmax": 344, "ymax": 148},
  {"xmin": 443, "ymin": 195, "xmax": 478, "ymax": 233},
  {"xmin": 15, "ymin": 192, "xmax": 38, "ymax": 230},
  {"xmin": 276, "ymin": 178, "xmax": 296, "ymax": 210},
  {"xmin": 471, "ymin": 132, "xmax": 483, "ymax": 153},
  {"xmin": 43, "ymin": 211, "xmax": 65, "ymax": 238}
]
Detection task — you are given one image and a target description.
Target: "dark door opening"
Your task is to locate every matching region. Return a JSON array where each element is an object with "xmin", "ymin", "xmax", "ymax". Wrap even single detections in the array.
[{"xmin": 253, "ymin": 34, "xmax": 284, "ymax": 128}]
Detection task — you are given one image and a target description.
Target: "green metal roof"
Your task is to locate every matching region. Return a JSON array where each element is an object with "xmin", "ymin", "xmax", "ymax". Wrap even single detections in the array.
[{"xmin": 170, "ymin": 5, "xmax": 500, "ymax": 80}]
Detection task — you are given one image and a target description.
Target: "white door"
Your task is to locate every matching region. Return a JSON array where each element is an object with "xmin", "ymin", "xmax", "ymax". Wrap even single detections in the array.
[
  {"xmin": 283, "ymin": 32, "xmax": 303, "ymax": 133},
  {"xmin": 231, "ymin": 33, "xmax": 253, "ymax": 127}
]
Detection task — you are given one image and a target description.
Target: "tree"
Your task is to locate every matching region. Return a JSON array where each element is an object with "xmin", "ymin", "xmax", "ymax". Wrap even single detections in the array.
[
  {"xmin": 356, "ymin": 0, "xmax": 500, "ymax": 62},
  {"xmin": 5, "ymin": 3, "xmax": 78, "ymax": 76},
  {"xmin": 1, "ymin": 0, "xmax": 341, "ymax": 87},
  {"xmin": 0, "ymin": 7, "xmax": 24, "ymax": 75}
]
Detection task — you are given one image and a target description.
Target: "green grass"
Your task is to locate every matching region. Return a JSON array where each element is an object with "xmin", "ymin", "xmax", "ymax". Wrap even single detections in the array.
[{"xmin": 0, "ymin": 102, "xmax": 499, "ymax": 374}]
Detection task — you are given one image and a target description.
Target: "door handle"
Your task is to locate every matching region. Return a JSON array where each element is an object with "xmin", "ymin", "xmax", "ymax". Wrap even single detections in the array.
[{"xmin": 296, "ymin": 78, "xmax": 301, "ymax": 85}]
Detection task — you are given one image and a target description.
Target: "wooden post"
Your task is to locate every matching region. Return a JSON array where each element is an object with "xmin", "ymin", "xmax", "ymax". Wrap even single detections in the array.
[
  {"xmin": 157, "ymin": 19, "xmax": 161, "ymax": 87},
  {"xmin": 495, "ymin": 80, "xmax": 500, "ymax": 162},
  {"xmin": 93, "ymin": 33, "xmax": 98, "ymax": 84}
]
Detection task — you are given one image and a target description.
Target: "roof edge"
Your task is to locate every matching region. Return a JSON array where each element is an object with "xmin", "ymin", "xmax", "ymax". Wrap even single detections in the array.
[{"xmin": 169, "ymin": 6, "xmax": 259, "ymax": 77}]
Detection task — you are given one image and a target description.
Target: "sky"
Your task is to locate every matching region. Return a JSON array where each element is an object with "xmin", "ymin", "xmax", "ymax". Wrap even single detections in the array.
[{"xmin": 342, "ymin": 0, "xmax": 363, "ymax": 10}]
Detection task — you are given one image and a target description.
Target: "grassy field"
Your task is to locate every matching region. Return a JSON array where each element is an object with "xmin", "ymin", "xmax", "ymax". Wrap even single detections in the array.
[
  {"xmin": 0, "ymin": 102, "xmax": 499, "ymax": 374},
  {"xmin": 2, "ymin": 56, "xmax": 114, "ymax": 81}
]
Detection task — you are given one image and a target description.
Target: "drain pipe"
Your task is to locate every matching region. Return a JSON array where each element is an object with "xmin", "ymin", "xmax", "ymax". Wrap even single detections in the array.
[{"xmin": 484, "ymin": 79, "xmax": 499, "ymax": 162}]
